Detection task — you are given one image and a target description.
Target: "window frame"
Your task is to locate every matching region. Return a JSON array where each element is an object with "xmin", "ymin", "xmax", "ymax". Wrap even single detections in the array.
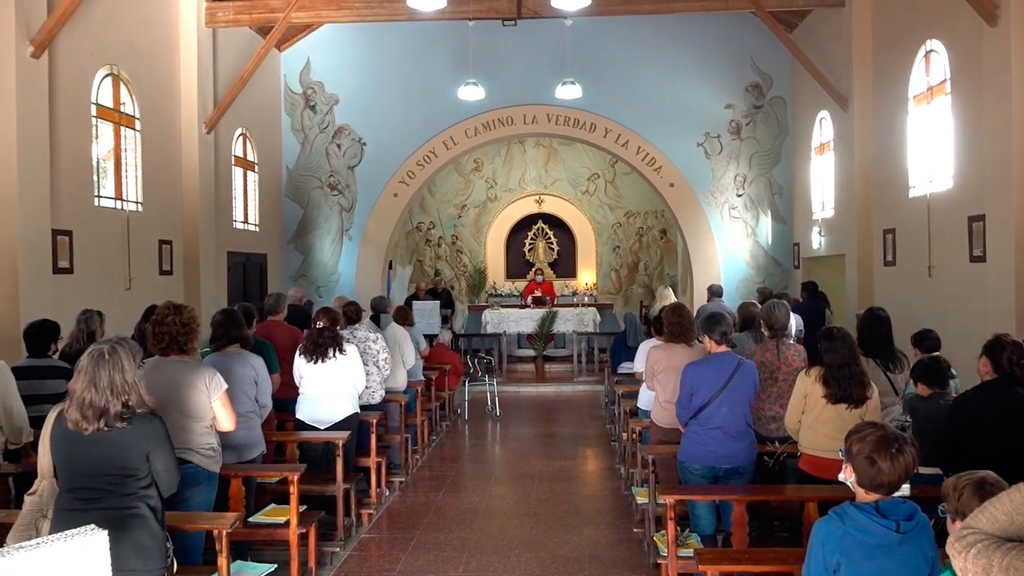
[
  {"xmin": 810, "ymin": 110, "xmax": 835, "ymax": 220},
  {"xmin": 231, "ymin": 128, "xmax": 260, "ymax": 232},
  {"xmin": 91, "ymin": 65, "xmax": 142, "ymax": 211},
  {"xmin": 907, "ymin": 38, "xmax": 954, "ymax": 197}
]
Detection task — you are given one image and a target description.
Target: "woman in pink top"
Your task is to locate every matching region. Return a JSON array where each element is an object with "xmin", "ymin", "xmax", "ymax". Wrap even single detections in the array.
[{"xmin": 645, "ymin": 302, "xmax": 705, "ymax": 486}]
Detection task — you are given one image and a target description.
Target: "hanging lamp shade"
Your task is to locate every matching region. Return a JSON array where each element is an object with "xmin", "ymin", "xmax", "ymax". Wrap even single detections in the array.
[
  {"xmin": 555, "ymin": 78, "xmax": 582, "ymax": 100},
  {"xmin": 550, "ymin": 0, "xmax": 591, "ymax": 10},
  {"xmin": 458, "ymin": 80, "xmax": 486, "ymax": 101},
  {"xmin": 407, "ymin": 0, "xmax": 447, "ymax": 12}
]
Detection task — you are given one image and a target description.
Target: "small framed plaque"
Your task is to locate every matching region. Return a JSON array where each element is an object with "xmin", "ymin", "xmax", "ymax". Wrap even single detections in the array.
[
  {"xmin": 967, "ymin": 214, "xmax": 986, "ymax": 263},
  {"xmin": 792, "ymin": 242, "xmax": 801, "ymax": 270},
  {"xmin": 158, "ymin": 239, "xmax": 173, "ymax": 276},
  {"xmin": 883, "ymin": 228, "xmax": 897, "ymax": 268},
  {"xmin": 51, "ymin": 229, "xmax": 74, "ymax": 275}
]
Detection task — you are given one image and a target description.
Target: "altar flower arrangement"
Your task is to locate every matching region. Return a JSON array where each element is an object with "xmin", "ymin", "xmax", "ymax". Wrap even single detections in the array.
[
  {"xmin": 487, "ymin": 281, "xmax": 520, "ymax": 298},
  {"xmin": 558, "ymin": 283, "xmax": 580, "ymax": 297}
]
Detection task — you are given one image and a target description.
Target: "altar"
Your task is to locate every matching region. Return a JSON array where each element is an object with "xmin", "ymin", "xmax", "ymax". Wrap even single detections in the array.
[{"xmin": 481, "ymin": 306, "xmax": 601, "ymax": 334}]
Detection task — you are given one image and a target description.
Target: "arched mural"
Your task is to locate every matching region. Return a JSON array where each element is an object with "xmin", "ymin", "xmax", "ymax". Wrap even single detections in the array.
[{"xmin": 384, "ymin": 135, "xmax": 693, "ymax": 318}]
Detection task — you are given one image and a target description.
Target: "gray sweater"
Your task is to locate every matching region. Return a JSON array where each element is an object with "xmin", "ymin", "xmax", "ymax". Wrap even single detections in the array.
[{"xmin": 203, "ymin": 349, "xmax": 272, "ymax": 463}]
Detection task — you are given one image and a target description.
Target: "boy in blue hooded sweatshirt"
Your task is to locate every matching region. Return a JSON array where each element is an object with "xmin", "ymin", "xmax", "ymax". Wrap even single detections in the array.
[{"xmin": 804, "ymin": 421, "xmax": 941, "ymax": 576}]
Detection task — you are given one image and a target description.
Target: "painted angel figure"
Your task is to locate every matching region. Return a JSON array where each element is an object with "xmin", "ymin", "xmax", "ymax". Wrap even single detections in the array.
[
  {"xmin": 288, "ymin": 172, "xmax": 353, "ymax": 299},
  {"xmin": 326, "ymin": 123, "xmax": 366, "ymax": 241},
  {"xmin": 284, "ymin": 58, "xmax": 340, "ymax": 205}
]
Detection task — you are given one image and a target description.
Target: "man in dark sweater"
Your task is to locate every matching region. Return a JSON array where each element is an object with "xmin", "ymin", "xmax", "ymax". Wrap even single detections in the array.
[
  {"xmin": 11, "ymin": 318, "xmax": 73, "ymax": 431},
  {"xmin": 904, "ymin": 355, "xmax": 954, "ymax": 484},
  {"xmin": 285, "ymin": 287, "xmax": 313, "ymax": 333},
  {"xmin": 425, "ymin": 277, "xmax": 457, "ymax": 329},
  {"xmin": 791, "ymin": 280, "xmax": 828, "ymax": 363}
]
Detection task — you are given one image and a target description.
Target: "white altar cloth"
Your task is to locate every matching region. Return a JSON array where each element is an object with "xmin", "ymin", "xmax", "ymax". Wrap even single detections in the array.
[{"xmin": 481, "ymin": 307, "xmax": 601, "ymax": 334}]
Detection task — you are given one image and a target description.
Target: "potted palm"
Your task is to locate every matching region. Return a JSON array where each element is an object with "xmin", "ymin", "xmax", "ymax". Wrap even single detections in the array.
[
  {"xmin": 466, "ymin": 262, "xmax": 488, "ymax": 304},
  {"xmin": 527, "ymin": 309, "xmax": 559, "ymax": 378}
]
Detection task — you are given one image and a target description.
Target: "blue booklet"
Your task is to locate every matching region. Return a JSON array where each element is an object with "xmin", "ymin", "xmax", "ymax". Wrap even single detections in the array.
[{"xmin": 208, "ymin": 559, "xmax": 277, "ymax": 576}]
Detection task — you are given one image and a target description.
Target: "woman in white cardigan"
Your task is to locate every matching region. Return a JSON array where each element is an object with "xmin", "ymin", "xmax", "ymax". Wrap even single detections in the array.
[{"xmin": 293, "ymin": 307, "xmax": 366, "ymax": 475}]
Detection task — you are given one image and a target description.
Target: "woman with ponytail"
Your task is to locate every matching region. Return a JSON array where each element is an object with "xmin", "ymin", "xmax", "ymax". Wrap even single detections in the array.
[
  {"xmin": 940, "ymin": 334, "xmax": 1024, "ymax": 485},
  {"xmin": 749, "ymin": 300, "xmax": 807, "ymax": 443}
]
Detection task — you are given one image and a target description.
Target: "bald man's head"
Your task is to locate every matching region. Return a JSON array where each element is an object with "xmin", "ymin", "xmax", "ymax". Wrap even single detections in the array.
[
  {"xmin": 415, "ymin": 282, "xmax": 427, "ymax": 297},
  {"xmin": 287, "ymin": 287, "xmax": 306, "ymax": 304}
]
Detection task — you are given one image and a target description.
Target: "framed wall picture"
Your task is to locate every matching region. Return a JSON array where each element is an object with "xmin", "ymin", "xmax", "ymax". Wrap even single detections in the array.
[
  {"xmin": 158, "ymin": 239, "xmax": 173, "ymax": 276},
  {"xmin": 968, "ymin": 214, "xmax": 987, "ymax": 263},
  {"xmin": 883, "ymin": 228, "xmax": 897, "ymax": 267},
  {"xmin": 51, "ymin": 229, "xmax": 74, "ymax": 275},
  {"xmin": 792, "ymin": 242, "xmax": 801, "ymax": 270}
]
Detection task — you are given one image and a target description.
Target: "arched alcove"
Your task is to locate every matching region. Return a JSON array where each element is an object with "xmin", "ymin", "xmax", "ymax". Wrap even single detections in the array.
[{"xmin": 357, "ymin": 105, "xmax": 718, "ymax": 309}]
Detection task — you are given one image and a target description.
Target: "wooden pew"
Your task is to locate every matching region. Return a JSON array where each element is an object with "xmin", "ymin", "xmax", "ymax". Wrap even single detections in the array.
[
  {"xmin": 424, "ymin": 362, "xmax": 457, "ymax": 428},
  {"xmin": 382, "ymin": 393, "xmax": 413, "ymax": 484},
  {"xmin": 221, "ymin": 463, "xmax": 320, "ymax": 576},
  {"xmin": 355, "ymin": 410, "xmax": 388, "ymax": 521},
  {"xmin": 659, "ymin": 484, "xmax": 942, "ymax": 574},
  {"xmin": 405, "ymin": 381, "xmax": 429, "ymax": 463},
  {"xmin": 0, "ymin": 509, "xmax": 240, "ymax": 576},
  {"xmin": 695, "ymin": 548, "xmax": 805, "ymax": 576},
  {"xmin": 262, "ymin": 430, "xmax": 357, "ymax": 542},
  {"xmin": 166, "ymin": 511, "xmax": 242, "ymax": 576}
]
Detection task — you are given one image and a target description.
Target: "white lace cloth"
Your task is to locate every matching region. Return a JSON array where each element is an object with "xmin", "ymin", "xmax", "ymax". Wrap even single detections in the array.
[
  {"xmin": 481, "ymin": 307, "xmax": 601, "ymax": 334},
  {"xmin": 0, "ymin": 525, "xmax": 112, "ymax": 575}
]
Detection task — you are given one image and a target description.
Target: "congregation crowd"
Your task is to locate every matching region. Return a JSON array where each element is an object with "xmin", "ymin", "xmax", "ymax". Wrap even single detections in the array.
[
  {"xmin": 0, "ymin": 288, "xmax": 463, "ymax": 576},
  {"xmin": 615, "ymin": 281, "xmax": 1024, "ymax": 575}
]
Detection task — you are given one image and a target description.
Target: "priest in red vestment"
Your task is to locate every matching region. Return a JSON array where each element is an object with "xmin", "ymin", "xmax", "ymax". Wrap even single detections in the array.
[{"xmin": 522, "ymin": 268, "xmax": 558, "ymax": 305}]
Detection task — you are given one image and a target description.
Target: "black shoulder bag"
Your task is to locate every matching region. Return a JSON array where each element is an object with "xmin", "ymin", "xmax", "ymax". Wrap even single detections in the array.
[{"xmin": 682, "ymin": 357, "xmax": 744, "ymax": 427}]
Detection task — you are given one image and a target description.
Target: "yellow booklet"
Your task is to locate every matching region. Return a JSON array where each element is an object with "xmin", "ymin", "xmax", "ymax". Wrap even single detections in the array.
[
  {"xmin": 248, "ymin": 503, "xmax": 306, "ymax": 524},
  {"xmin": 653, "ymin": 529, "xmax": 702, "ymax": 557},
  {"xmin": 630, "ymin": 486, "xmax": 666, "ymax": 505}
]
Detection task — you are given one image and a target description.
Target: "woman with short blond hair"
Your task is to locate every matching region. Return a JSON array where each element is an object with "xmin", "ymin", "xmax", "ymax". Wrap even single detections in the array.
[{"xmin": 51, "ymin": 337, "xmax": 179, "ymax": 576}]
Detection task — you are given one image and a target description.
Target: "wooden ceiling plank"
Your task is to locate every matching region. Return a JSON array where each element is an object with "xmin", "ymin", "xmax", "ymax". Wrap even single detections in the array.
[
  {"xmin": 965, "ymin": 0, "xmax": 1000, "ymax": 27},
  {"xmin": 28, "ymin": 0, "xmax": 84, "ymax": 59},
  {"xmin": 751, "ymin": 0, "xmax": 848, "ymax": 112},
  {"xmin": 278, "ymin": 24, "xmax": 322, "ymax": 51},
  {"xmin": 205, "ymin": 0, "xmax": 302, "ymax": 134},
  {"xmin": 205, "ymin": 0, "xmax": 845, "ymax": 28}
]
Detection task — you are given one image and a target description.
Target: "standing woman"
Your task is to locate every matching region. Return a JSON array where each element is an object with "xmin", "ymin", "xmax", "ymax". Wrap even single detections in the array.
[
  {"xmin": 58, "ymin": 308, "xmax": 106, "ymax": 368},
  {"xmin": 51, "ymin": 337, "xmax": 179, "ymax": 576},
  {"xmin": 675, "ymin": 312, "xmax": 760, "ymax": 549},
  {"xmin": 645, "ymin": 303, "xmax": 704, "ymax": 486},
  {"xmin": 785, "ymin": 326, "xmax": 881, "ymax": 483},
  {"xmin": 857, "ymin": 306, "xmax": 911, "ymax": 425},
  {"xmin": 293, "ymin": 307, "xmax": 366, "ymax": 475},
  {"xmin": 749, "ymin": 300, "xmax": 807, "ymax": 443},
  {"xmin": 730, "ymin": 301, "xmax": 765, "ymax": 359},
  {"xmin": 203, "ymin": 308, "xmax": 273, "ymax": 516},
  {"xmin": 142, "ymin": 301, "xmax": 236, "ymax": 567}
]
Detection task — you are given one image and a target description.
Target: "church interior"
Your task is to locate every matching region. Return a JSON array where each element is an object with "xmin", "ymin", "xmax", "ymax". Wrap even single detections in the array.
[{"xmin": 1, "ymin": 0, "xmax": 1024, "ymax": 574}]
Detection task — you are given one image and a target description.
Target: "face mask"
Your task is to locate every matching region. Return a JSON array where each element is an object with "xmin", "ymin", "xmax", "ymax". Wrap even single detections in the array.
[
  {"xmin": 837, "ymin": 467, "xmax": 856, "ymax": 492},
  {"xmin": 535, "ymin": 275, "xmax": 544, "ymax": 283}
]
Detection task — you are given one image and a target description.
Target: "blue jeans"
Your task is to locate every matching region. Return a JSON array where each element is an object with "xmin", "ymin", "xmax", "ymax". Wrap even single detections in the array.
[
  {"xmin": 165, "ymin": 460, "xmax": 219, "ymax": 566},
  {"xmin": 637, "ymin": 409, "xmax": 651, "ymax": 444},
  {"xmin": 677, "ymin": 461, "xmax": 756, "ymax": 537}
]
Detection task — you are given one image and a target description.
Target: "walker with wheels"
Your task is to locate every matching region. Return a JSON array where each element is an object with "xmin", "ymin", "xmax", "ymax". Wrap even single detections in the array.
[{"xmin": 464, "ymin": 353, "xmax": 501, "ymax": 420}]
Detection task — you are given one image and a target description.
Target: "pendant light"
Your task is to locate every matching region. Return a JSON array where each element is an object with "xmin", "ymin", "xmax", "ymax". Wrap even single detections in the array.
[
  {"xmin": 407, "ymin": 0, "xmax": 447, "ymax": 12},
  {"xmin": 555, "ymin": 19, "xmax": 582, "ymax": 100},
  {"xmin": 458, "ymin": 19, "xmax": 485, "ymax": 101},
  {"xmin": 550, "ymin": 0, "xmax": 591, "ymax": 10}
]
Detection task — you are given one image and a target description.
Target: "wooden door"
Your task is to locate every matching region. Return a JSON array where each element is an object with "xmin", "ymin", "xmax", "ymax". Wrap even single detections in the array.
[{"xmin": 226, "ymin": 251, "xmax": 268, "ymax": 307}]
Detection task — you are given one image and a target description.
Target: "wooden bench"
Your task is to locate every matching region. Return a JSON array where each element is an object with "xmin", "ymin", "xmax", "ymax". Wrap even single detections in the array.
[
  {"xmin": 383, "ymin": 393, "xmax": 413, "ymax": 483},
  {"xmin": 355, "ymin": 410, "xmax": 388, "ymax": 520},
  {"xmin": 0, "ymin": 509, "xmax": 240, "ymax": 576},
  {"xmin": 695, "ymin": 548, "xmax": 805, "ymax": 576},
  {"xmin": 262, "ymin": 430, "xmax": 357, "ymax": 542},
  {"xmin": 166, "ymin": 511, "xmax": 242, "ymax": 576},
  {"xmin": 221, "ymin": 463, "xmax": 320, "ymax": 576},
  {"xmin": 405, "ymin": 381, "xmax": 429, "ymax": 463},
  {"xmin": 658, "ymin": 484, "xmax": 942, "ymax": 574},
  {"xmin": 424, "ymin": 362, "xmax": 458, "ymax": 428}
]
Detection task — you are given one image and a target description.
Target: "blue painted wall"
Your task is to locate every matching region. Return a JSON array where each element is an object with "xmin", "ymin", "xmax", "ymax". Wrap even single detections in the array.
[{"xmin": 282, "ymin": 13, "xmax": 793, "ymax": 303}]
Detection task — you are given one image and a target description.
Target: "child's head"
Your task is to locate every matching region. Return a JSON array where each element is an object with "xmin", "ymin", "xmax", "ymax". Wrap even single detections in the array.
[
  {"xmin": 909, "ymin": 354, "xmax": 953, "ymax": 396},
  {"xmin": 910, "ymin": 328, "xmax": 942, "ymax": 358},
  {"xmin": 941, "ymin": 471, "xmax": 1009, "ymax": 534},
  {"xmin": 841, "ymin": 421, "xmax": 918, "ymax": 500}
]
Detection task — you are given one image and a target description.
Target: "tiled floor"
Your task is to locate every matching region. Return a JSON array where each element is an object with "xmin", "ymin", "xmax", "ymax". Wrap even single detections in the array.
[{"xmin": 333, "ymin": 391, "xmax": 654, "ymax": 576}]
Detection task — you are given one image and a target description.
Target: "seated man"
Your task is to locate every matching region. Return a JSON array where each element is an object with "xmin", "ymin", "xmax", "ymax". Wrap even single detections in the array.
[
  {"xmin": 905, "ymin": 355, "xmax": 954, "ymax": 485},
  {"xmin": 425, "ymin": 330, "xmax": 465, "ymax": 392},
  {"xmin": 403, "ymin": 281, "xmax": 433, "ymax": 311},
  {"xmin": 804, "ymin": 421, "xmax": 940, "ymax": 576},
  {"xmin": 940, "ymin": 470, "xmax": 1010, "ymax": 576},
  {"xmin": 522, "ymin": 268, "xmax": 557, "ymax": 306},
  {"xmin": 910, "ymin": 328, "xmax": 960, "ymax": 394},
  {"xmin": 12, "ymin": 319, "xmax": 73, "ymax": 431}
]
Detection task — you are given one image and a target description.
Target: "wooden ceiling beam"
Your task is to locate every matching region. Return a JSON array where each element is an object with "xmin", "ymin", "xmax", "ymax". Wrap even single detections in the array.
[
  {"xmin": 28, "ymin": 0, "xmax": 83, "ymax": 59},
  {"xmin": 965, "ymin": 0, "xmax": 1000, "ymax": 27},
  {"xmin": 205, "ymin": 0, "xmax": 302, "ymax": 134},
  {"xmin": 751, "ymin": 0, "xmax": 848, "ymax": 113},
  {"xmin": 278, "ymin": 24, "xmax": 321, "ymax": 51},
  {"xmin": 205, "ymin": 0, "xmax": 844, "ymax": 28}
]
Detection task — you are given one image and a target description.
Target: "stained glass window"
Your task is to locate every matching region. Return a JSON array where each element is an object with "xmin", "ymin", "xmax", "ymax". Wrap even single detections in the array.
[
  {"xmin": 92, "ymin": 65, "xmax": 142, "ymax": 211},
  {"xmin": 908, "ymin": 39, "xmax": 954, "ymax": 197},
  {"xmin": 232, "ymin": 128, "xmax": 259, "ymax": 231},
  {"xmin": 811, "ymin": 110, "xmax": 835, "ymax": 220}
]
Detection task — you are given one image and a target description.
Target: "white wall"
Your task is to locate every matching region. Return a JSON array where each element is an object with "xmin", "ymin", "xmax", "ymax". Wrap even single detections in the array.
[{"xmin": 791, "ymin": 0, "xmax": 1024, "ymax": 382}]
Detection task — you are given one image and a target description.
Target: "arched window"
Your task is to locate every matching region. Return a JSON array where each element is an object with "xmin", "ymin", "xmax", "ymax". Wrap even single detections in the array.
[
  {"xmin": 91, "ymin": 65, "xmax": 142, "ymax": 211},
  {"xmin": 908, "ymin": 39, "xmax": 953, "ymax": 197},
  {"xmin": 232, "ymin": 128, "xmax": 259, "ymax": 231},
  {"xmin": 810, "ymin": 110, "xmax": 835, "ymax": 220}
]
